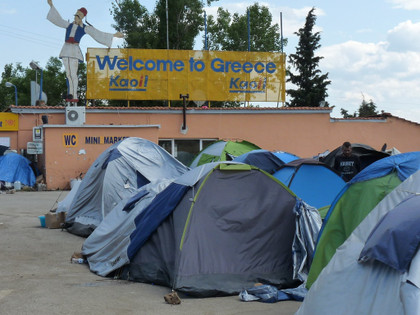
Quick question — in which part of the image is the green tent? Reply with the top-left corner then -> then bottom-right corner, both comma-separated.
189,140 -> 260,168
306,152 -> 420,288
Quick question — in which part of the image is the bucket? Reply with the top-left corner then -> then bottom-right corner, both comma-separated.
38,215 -> 46,228
14,181 -> 21,191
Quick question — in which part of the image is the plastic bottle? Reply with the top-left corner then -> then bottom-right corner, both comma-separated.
71,258 -> 85,264
14,181 -> 21,190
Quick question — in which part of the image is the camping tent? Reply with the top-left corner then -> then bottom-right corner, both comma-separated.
65,137 -> 189,237
233,149 -> 299,174
272,159 -> 346,209
321,143 -> 390,170
81,178 -> 174,276
56,179 -> 82,213
0,152 -> 35,187
297,170 -> 420,315
189,140 -> 260,168
306,151 -> 420,288
113,163 -> 321,297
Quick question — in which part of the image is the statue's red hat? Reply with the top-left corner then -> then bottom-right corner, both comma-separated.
78,7 -> 87,17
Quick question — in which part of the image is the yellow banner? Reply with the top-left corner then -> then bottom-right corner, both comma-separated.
0,113 -> 19,131
86,49 -> 285,102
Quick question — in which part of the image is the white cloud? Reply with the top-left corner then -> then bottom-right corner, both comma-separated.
388,0 -> 420,10
0,9 -> 16,15
387,20 -> 420,52
318,39 -> 420,123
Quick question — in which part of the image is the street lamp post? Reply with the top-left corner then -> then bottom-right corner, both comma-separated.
5,82 -> 18,106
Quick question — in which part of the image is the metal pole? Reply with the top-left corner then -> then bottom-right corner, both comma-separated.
204,10 -> 207,50
39,69 -> 44,100
280,12 -> 283,53
247,10 -> 250,52
13,85 -> 18,106
166,0 -> 169,49
180,94 -> 189,130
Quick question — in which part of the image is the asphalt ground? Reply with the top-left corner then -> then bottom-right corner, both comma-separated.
0,190 -> 302,315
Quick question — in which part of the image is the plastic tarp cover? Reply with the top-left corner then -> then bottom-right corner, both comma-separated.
358,195 -> 420,272
0,153 -> 35,186
233,149 -> 285,174
82,179 -> 172,276
292,200 -> 322,283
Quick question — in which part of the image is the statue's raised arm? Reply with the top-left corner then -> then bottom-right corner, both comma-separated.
46,2 -> 124,104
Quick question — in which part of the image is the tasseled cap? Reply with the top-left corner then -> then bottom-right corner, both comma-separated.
78,7 -> 87,17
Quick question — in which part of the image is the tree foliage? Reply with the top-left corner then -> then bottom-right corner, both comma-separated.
286,7 -> 330,107
0,58 -> 95,109
206,3 -> 284,52
204,3 -> 285,107
340,98 -> 379,118
111,0 -> 215,50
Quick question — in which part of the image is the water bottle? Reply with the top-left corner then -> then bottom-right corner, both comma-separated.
14,181 -> 21,190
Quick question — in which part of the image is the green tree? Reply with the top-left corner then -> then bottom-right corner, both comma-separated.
1,63 -> 31,109
358,98 -> 378,117
206,4 -> 284,52
0,58 -> 89,108
340,108 -> 356,118
286,7 -> 330,107
340,97 -> 379,118
111,0 -> 157,49
42,57 -> 67,106
111,0 -> 215,50
204,3 -> 285,108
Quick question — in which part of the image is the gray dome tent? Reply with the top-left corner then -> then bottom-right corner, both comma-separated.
116,163 -> 321,297
65,137 -> 189,237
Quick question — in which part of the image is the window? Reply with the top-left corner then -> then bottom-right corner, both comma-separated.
159,139 -> 217,166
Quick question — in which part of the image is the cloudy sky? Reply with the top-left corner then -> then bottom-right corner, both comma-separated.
1,0 -> 420,123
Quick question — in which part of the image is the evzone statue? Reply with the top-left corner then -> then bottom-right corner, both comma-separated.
47,0 -> 124,104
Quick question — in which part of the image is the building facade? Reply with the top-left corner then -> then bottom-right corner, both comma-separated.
2,105 -> 419,190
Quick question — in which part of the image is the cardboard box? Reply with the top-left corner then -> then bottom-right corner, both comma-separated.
45,212 -> 66,229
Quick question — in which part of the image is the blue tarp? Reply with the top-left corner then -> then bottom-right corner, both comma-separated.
233,149 -> 287,174
0,153 -> 35,186
127,183 -> 189,259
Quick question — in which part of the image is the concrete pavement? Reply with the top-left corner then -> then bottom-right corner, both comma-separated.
0,190 -> 301,315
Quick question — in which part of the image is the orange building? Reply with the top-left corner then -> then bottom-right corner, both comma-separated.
1,105 -> 419,190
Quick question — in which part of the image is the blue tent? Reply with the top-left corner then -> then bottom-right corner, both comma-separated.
273,158 -> 346,209
0,153 -> 35,187
273,151 -> 300,164
233,149 -> 299,174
